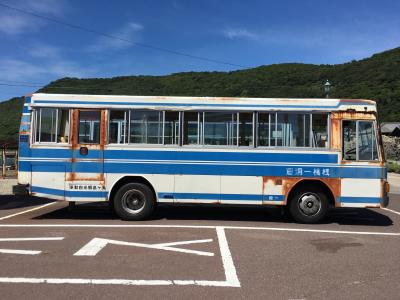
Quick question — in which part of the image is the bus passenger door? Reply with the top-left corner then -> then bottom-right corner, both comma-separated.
66,109 -> 106,202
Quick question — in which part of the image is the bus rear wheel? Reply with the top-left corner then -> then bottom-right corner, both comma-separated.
113,183 -> 155,221
288,186 -> 329,224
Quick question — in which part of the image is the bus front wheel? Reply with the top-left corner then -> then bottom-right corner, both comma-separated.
288,186 -> 329,224
114,183 -> 155,221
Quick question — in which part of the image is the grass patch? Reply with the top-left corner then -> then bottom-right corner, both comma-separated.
387,162 -> 400,174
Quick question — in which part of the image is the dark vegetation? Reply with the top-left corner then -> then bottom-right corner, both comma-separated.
1,47 -> 400,145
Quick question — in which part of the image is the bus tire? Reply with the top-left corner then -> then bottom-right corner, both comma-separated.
113,182 -> 155,221
288,186 -> 329,224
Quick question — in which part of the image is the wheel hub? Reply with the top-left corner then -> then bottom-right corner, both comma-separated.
121,189 -> 145,214
298,193 -> 321,216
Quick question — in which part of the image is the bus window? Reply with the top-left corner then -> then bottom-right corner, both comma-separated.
276,113 -> 310,147
109,110 -> 127,144
78,111 -> 101,144
38,108 -> 57,143
204,112 -> 237,146
312,114 -> 328,148
258,113 -> 272,147
34,108 -> 70,143
342,120 -> 357,160
183,112 -> 201,145
57,109 -> 70,143
129,110 -> 162,144
358,121 -> 378,161
239,112 -> 253,146
164,111 -> 180,145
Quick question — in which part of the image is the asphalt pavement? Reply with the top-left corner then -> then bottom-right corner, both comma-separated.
0,194 -> 399,300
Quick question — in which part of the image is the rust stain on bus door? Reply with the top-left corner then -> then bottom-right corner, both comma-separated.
66,109 -> 106,185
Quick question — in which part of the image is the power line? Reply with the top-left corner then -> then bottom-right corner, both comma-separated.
0,79 -> 47,85
0,2 -> 249,69
0,82 -> 138,90
0,83 -> 42,88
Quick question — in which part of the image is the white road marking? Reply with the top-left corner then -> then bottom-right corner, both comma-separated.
215,226 -> 240,287
0,277 -> 174,285
0,237 -> 64,242
382,207 -> 400,216
0,236 -> 64,255
0,202 -> 56,221
0,249 -> 41,255
0,224 -> 398,236
154,238 -> 212,247
74,237 -> 214,257
0,227 -> 240,287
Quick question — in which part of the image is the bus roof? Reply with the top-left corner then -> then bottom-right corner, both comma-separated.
29,93 -> 377,112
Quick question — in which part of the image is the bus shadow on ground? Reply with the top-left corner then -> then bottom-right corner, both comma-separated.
0,195 -> 53,210
32,201 -> 394,227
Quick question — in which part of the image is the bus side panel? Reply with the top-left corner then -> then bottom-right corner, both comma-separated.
31,164 -> 66,200
17,96 -> 32,187
106,173 -> 175,203
339,178 -> 382,207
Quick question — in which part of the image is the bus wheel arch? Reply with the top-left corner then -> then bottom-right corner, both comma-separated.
109,176 -> 157,209
286,179 -> 335,223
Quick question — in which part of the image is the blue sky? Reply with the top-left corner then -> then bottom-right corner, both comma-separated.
0,0 -> 400,101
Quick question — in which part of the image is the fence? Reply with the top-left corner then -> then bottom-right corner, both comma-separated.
0,149 -> 18,178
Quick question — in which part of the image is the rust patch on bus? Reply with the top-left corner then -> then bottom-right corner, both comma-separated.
263,177 -> 342,207
101,109 -> 108,148
67,108 -> 106,183
330,117 -> 341,150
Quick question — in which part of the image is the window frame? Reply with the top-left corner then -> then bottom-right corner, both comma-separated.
107,109 -> 181,147
341,119 -> 380,162
32,108 -> 71,145
256,112 -> 330,150
104,109 -> 330,150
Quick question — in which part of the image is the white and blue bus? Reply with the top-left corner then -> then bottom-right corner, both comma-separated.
14,93 -> 389,223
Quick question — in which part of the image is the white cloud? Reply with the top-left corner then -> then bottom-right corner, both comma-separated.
221,28 -> 259,40
0,0 -> 67,36
88,22 -> 144,52
27,43 -> 60,58
0,54 -> 96,82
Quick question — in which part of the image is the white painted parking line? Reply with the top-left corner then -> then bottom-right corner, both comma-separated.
0,249 -> 41,255
74,237 -> 214,257
0,226 -> 240,287
0,237 -> 64,242
0,224 -> 398,236
0,237 -> 64,255
215,227 -> 240,287
0,202 -> 56,221
382,207 -> 400,216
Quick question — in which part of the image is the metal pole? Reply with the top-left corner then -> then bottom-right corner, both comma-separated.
14,150 -> 18,172
2,148 -> 6,178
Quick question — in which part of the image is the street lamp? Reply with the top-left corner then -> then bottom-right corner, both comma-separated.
324,80 -> 331,98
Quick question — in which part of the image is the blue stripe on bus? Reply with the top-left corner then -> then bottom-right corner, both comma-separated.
31,186 -> 107,198
21,115 -> 31,123
33,100 -> 375,109
19,160 -> 384,179
25,148 -> 338,164
338,196 -> 380,203
23,106 -> 29,113
25,97 -> 31,104
158,192 -> 284,201
104,150 -> 338,164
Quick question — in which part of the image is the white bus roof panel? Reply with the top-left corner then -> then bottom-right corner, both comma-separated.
29,93 -> 377,112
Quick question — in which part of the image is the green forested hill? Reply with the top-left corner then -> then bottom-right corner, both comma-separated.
1,47 -> 400,144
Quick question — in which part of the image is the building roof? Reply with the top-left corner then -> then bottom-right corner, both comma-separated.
381,122 -> 400,134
